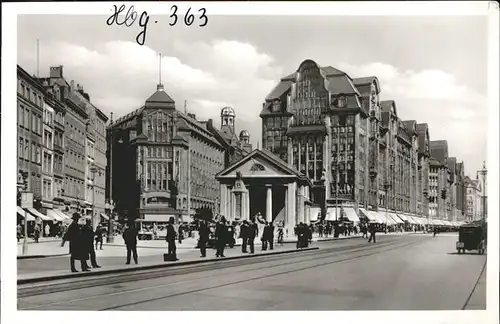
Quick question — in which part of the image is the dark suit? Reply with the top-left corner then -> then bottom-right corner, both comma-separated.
215,222 -> 227,257
82,224 -> 99,267
63,222 -> 89,271
166,224 -> 177,257
198,223 -> 209,257
248,223 -> 258,254
240,223 -> 249,253
123,227 -> 138,264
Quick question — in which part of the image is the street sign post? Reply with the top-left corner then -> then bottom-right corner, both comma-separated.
21,191 -> 34,255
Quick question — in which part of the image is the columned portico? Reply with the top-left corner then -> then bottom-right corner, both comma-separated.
266,185 -> 273,222
215,149 -> 312,233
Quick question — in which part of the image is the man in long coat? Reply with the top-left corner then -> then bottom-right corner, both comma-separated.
61,213 -> 90,272
82,218 -> 101,268
215,216 -> 228,257
165,217 -> 178,260
123,221 -> 139,264
198,220 -> 209,258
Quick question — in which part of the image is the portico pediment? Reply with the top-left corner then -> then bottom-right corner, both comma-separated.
216,149 -> 301,179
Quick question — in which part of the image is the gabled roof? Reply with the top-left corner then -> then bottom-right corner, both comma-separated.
352,76 -> 381,93
415,123 -> 429,155
326,75 -> 360,96
146,85 -> 175,104
215,149 -> 313,187
402,120 -> 417,135
380,100 -> 397,116
265,80 -> 293,101
430,140 -> 448,165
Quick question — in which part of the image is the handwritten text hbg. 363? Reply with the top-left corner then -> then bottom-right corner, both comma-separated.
106,5 -> 208,46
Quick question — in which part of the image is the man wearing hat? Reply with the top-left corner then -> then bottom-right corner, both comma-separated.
165,216 -> 178,261
61,213 -> 90,272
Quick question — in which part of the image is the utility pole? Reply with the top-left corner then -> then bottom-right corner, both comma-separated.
107,113 -> 114,243
186,141 -> 191,224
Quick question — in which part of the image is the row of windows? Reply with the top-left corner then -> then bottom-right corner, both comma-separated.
147,146 -> 173,159
18,137 -> 42,164
64,176 -> 85,199
292,115 -> 323,126
43,129 -> 53,150
65,118 -> 86,146
18,82 -> 44,108
44,109 -> 54,127
54,130 -> 64,148
19,104 -> 43,135
65,148 -> 86,170
42,152 -> 53,174
145,113 -> 174,143
332,115 -> 355,126
146,161 -> 173,191
55,110 -> 65,126
42,178 -> 53,201
54,154 -> 64,174
265,116 -> 288,129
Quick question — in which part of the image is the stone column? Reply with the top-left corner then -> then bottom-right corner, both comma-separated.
286,182 -> 297,235
244,190 -> 250,221
266,186 -> 273,223
284,184 -> 289,235
220,184 -> 228,217
231,192 -> 237,222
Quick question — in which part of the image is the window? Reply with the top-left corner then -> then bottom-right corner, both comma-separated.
19,137 -> 23,158
267,118 -> 273,128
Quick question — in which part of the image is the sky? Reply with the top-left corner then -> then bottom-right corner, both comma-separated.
17,14 -> 488,178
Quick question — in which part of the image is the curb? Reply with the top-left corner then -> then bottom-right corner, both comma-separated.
102,235 -> 363,249
18,246 -> 320,285
17,253 -> 69,260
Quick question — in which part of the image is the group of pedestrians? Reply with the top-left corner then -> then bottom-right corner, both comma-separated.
61,213 -> 104,272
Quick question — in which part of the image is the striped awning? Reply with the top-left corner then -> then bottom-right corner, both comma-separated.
46,209 -> 66,221
359,208 -> 376,221
26,208 -> 52,221
310,207 -> 321,221
388,213 -> 404,224
54,209 -> 72,221
326,207 -> 341,221
343,208 -> 360,222
405,216 -> 419,225
17,207 -> 35,221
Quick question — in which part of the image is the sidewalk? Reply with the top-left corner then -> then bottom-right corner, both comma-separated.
18,242 -> 319,283
17,231 -> 423,258
463,264 -> 487,310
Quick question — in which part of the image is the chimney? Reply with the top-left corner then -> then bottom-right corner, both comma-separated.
187,113 -> 196,120
70,80 -> 75,90
49,66 -> 64,78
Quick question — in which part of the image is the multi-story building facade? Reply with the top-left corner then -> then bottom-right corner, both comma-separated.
464,176 -> 481,222
107,83 -> 244,223
260,59 -> 432,224
447,157 -> 457,221
415,123 -> 431,218
17,65 -> 45,209
41,97 -> 55,212
40,66 -> 88,214
49,91 -> 66,209
453,161 -> 467,221
430,140 -> 449,220
67,83 -> 108,228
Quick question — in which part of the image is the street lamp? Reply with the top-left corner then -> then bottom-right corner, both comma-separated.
477,161 -> 487,223
90,164 -> 103,230
383,181 -> 391,233
423,190 -> 429,232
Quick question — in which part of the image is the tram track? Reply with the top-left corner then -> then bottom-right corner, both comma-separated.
18,236 -> 406,298
19,236 -> 427,310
